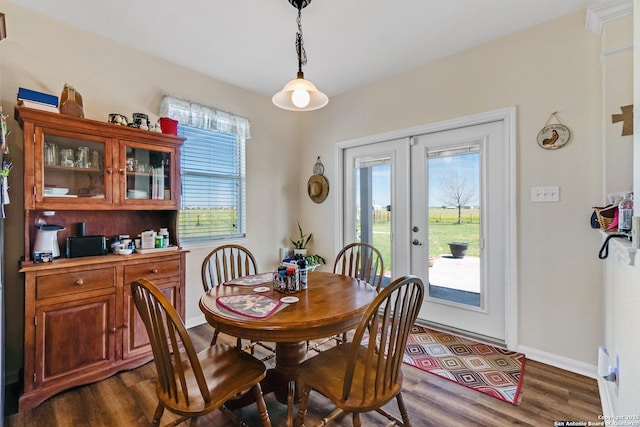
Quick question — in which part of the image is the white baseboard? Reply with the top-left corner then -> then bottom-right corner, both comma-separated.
517,344 -> 614,418
185,313 -> 207,329
597,377 -> 614,419
516,344 -> 597,378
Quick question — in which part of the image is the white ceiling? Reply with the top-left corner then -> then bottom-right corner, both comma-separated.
12,0 -> 606,98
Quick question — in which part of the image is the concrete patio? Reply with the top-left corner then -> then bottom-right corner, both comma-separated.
428,255 -> 480,293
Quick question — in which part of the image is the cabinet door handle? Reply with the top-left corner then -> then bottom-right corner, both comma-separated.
119,169 -> 125,175
106,168 -> 113,174
110,328 -> 117,333
122,323 -> 128,329
75,279 -> 84,286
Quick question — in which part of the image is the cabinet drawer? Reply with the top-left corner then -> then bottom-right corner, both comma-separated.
36,267 -> 116,300
124,258 -> 180,283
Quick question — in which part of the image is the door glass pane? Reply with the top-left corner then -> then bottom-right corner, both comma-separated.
427,146 -> 481,307
124,147 -> 171,201
43,134 -> 105,198
354,157 -> 392,287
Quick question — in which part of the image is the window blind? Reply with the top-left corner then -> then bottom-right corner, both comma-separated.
427,144 -> 480,158
178,124 -> 246,242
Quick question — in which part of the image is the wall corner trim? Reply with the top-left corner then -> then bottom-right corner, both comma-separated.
586,0 -> 633,35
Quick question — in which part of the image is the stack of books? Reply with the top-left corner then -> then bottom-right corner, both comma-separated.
17,87 -> 59,113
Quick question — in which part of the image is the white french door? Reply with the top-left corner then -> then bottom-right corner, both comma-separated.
339,108 -> 515,345
410,121 -> 508,342
343,138 -> 410,284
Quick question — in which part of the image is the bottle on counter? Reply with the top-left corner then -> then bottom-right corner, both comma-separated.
298,257 -> 308,290
618,193 -> 634,234
159,228 -> 169,248
141,230 -> 156,249
110,238 -> 121,253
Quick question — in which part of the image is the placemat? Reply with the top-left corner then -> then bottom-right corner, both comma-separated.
223,272 -> 274,287
216,294 -> 282,319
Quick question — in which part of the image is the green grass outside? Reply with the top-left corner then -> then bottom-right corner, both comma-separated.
178,208 -> 239,238
369,208 -> 480,271
178,207 -> 480,265
428,222 -> 480,257
426,208 -> 480,258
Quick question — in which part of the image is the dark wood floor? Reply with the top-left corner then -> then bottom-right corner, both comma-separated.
5,323 -> 603,426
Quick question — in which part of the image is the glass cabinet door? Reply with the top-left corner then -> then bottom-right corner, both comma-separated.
38,129 -> 111,202
120,141 -> 175,205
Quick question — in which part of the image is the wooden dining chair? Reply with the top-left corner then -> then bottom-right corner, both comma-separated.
201,244 -> 274,357
333,242 -> 385,292
313,242 -> 385,350
295,275 -> 424,427
201,244 -> 259,293
131,278 -> 272,427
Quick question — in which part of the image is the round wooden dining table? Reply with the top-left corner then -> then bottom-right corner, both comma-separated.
199,271 -> 377,413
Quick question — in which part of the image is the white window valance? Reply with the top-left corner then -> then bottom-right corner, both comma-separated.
160,95 -> 251,140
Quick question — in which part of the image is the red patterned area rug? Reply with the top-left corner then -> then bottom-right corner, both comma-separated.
403,325 -> 526,405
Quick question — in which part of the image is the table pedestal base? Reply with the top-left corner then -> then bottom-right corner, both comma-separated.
225,341 -> 307,426
271,341 -> 307,403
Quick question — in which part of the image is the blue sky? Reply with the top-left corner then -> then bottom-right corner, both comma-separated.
428,153 -> 480,207
368,153 -> 480,207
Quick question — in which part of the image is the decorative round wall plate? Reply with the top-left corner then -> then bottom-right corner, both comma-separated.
313,157 -> 325,175
537,123 -> 570,150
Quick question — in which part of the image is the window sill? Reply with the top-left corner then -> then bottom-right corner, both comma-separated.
181,237 -> 249,251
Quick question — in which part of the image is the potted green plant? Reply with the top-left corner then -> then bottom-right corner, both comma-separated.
290,222 -> 326,269
304,254 -> 326,270
291,221 -> 313,256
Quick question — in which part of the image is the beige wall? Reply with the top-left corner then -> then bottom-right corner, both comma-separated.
0,0 -> 632,406
301,10 -> 606,372
0,0 -> 302,381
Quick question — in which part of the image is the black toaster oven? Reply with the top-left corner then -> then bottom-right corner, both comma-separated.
66,235 -> 108,258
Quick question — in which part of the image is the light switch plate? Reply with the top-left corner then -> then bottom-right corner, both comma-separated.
531,186 -> 560,202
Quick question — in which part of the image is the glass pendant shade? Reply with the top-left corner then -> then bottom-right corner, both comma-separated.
272,73 -> 328,111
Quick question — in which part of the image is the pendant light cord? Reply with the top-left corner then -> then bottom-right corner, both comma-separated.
272,0 -> 328,111
296,8 -> 307,75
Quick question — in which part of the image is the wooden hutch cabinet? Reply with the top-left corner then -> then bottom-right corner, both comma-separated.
15,106 -> 188,411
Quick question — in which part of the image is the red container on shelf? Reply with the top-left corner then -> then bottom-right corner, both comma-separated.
159,117 -> 178,135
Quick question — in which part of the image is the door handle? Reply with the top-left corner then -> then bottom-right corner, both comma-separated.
412,239 -> 422,246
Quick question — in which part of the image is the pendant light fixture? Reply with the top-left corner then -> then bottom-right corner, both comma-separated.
272,0 -> 328,111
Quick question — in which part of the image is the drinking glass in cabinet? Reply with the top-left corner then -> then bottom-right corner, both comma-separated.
60,149 -> 74,167
42,134 -> 106,198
